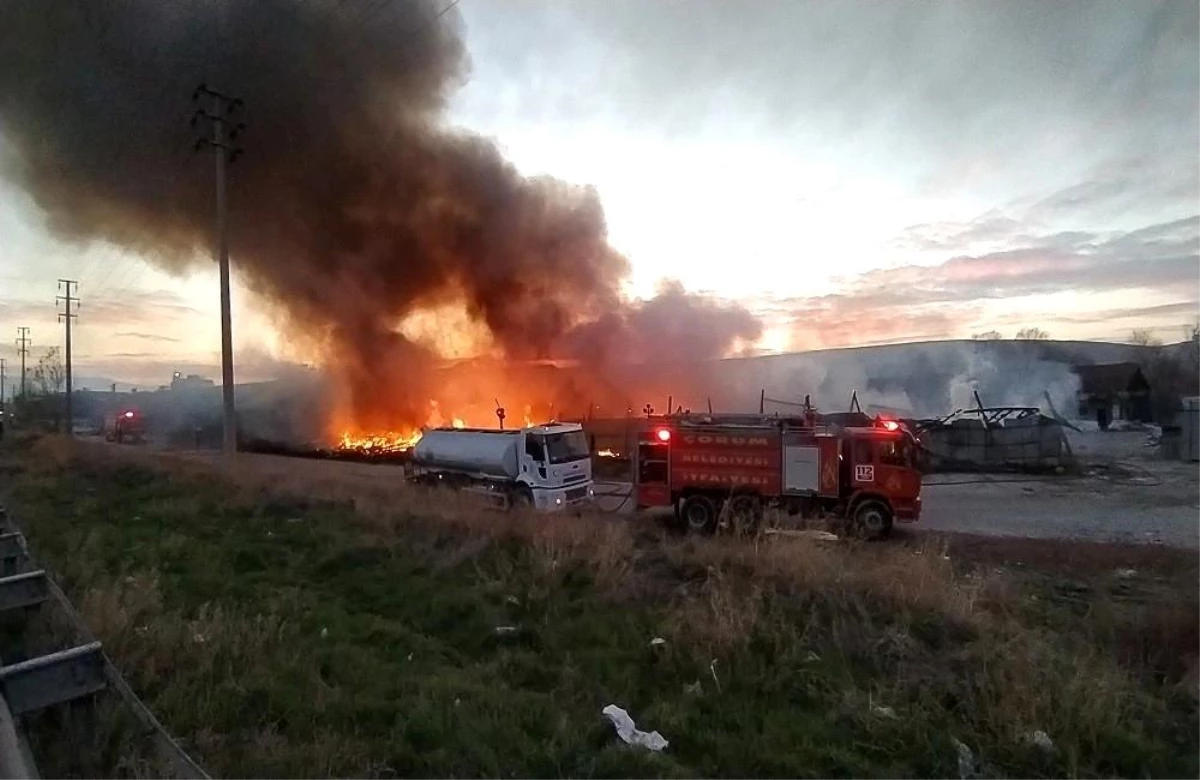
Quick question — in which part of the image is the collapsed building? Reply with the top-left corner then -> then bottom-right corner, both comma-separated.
905,406 -> 1075,473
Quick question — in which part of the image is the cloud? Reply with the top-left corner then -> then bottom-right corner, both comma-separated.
460,1 -> 1198,184
452,0 -> 1196,349
1016,155 -> 1200,225
894,214 -> 1029,253
760,215 -> 1200,348
988,300 -> 1199,329
82,290 -> 201,327
0,288 -> 199,330
113,331 -> 181,343
770,299 -> 976,352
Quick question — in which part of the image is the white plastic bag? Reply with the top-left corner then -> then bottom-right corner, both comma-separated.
601,704 -> 669,751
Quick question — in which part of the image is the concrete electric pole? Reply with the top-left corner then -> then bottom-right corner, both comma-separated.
191,84 -> 245,457
57,279 -> 79,434
14,328 -> 30,400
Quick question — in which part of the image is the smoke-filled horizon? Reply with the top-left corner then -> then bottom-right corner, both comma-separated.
0,0 -> 761,429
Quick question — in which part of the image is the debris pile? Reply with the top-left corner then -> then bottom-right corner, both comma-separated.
908,407 -> 1076,473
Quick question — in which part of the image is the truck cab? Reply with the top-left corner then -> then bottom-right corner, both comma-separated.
840,425 -> 923,531
519,424 -> 595,510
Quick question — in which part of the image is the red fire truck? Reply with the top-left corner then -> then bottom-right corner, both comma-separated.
633,414 -> 922,539
103,408 -> 145,444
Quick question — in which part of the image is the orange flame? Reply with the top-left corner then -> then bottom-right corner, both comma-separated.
338,429 -> 423,452
330,359 -> 572,454
335,399 -> 532,454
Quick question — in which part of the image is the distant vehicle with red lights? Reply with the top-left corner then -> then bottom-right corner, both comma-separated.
103,409 -> 145,444
633,413 -> 922,539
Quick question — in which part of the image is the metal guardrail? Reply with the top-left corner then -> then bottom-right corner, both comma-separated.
0,570 -> 49,613
0,505 -> 208,778
0,509 -> 40,780
0,642 -> 107,717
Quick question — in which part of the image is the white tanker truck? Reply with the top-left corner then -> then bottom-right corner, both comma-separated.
406,422 -> 595,512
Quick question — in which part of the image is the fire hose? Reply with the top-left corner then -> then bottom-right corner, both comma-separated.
591,486 -> 634,514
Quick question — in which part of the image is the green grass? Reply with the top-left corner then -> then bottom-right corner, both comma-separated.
1,437 -> 1197,778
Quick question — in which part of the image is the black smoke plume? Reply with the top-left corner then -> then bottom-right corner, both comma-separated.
0,0 -> 761,429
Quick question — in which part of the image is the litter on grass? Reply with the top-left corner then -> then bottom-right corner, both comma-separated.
601,704 -> 669,752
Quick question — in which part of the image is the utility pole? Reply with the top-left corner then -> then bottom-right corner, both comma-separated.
191,84 -> 245,457
14,328 -> 30,400
57,279 -> 79,434
0,358 -> 6,408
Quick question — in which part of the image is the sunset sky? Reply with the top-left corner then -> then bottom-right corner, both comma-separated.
1,0 -> 1197,389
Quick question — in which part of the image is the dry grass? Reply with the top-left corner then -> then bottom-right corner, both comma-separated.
1,436 -> 1196,778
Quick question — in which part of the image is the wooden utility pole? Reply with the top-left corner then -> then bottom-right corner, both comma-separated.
191,84 -> 245,457
57,279 -> 79,434
14,328 -> 30,400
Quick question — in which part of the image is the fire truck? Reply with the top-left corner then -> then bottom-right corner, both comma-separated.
632,413 -> 922,539
103,409 -> 145,444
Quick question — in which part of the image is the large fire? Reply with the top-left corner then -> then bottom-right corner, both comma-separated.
335,396 -> 538,454
325,344 -> 680,456
337,415 -> 464,454
337,428 -> 430,453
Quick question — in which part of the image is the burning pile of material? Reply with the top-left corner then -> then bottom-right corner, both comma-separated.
337,430 -> 425,455
0,1 -> 762,447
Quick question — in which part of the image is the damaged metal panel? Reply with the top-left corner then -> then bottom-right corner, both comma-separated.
908,407 -> 1075,473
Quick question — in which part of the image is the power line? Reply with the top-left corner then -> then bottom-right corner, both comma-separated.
191,84 -> 245,458
14,328 -> 30,400
57,280 -> 79,434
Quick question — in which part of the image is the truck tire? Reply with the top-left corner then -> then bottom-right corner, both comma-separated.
852,499 -> 893,540
510,486 -> 534,511
680,495 -> 718,534
728,494 -> 763,536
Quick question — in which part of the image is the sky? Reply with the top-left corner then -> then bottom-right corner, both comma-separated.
0,0 -> 1197,389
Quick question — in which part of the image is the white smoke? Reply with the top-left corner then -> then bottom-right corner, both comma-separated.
943,344 -> 1082,417
694,340 -> 1082,420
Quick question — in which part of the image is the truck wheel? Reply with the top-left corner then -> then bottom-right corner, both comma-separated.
680,495 -> 718,534
728,494 -> 763,536
510,486 -> 534,511
852,500 -> 893,540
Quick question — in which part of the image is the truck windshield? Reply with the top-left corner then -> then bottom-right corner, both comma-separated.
878,436 -> 914,468
544,430 -> 591,464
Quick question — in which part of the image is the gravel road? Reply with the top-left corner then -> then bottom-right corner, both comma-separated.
907,428 -> 1197,548
595,429 -> 1198,549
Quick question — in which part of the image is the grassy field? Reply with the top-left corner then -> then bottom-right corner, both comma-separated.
0,435 -> 1196,778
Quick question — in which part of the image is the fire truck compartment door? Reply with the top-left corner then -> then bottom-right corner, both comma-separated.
782,445 -> 820,493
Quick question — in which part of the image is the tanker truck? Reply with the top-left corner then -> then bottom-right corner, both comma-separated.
406,422 -> 595,512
